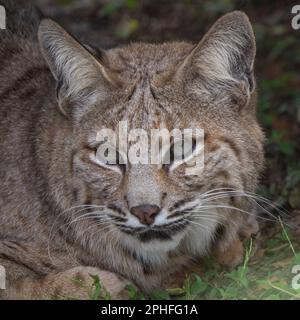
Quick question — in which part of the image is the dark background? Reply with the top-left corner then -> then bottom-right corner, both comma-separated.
33,0 -> 300,215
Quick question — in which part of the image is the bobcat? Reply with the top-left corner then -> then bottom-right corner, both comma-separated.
0,1 -> 264,299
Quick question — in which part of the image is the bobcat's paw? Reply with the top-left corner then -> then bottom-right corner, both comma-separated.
41,266 -> 131,300
214,238 -> 244,268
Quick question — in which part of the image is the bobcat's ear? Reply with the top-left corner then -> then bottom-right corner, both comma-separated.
179,11 -> 256,107
38,19 -> 118,116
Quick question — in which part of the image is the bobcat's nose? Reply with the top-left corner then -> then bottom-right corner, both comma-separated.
130,205 -> 160,225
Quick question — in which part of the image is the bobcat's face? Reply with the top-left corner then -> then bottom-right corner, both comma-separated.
71,86 -> 245,253
72,93 -> 207,251
39,12 -> 264,256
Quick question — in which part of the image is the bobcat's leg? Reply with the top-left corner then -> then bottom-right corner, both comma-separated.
1,261 -> 130,300
213,214 -> 259,267
213,238 -> 244,267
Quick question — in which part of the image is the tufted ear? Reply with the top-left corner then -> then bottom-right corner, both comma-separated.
178,11 -> 256,108
38,19 -> 119,115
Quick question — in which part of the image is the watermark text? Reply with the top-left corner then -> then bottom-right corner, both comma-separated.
292,5 -> 300,30
0,265 -> 5,290
0,5 -> 6,30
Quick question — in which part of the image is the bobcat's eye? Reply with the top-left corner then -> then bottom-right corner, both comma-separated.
162,137 -> 197,170
90,145 -> 126,173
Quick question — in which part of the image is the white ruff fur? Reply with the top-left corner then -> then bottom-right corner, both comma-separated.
121,211 -> 218,266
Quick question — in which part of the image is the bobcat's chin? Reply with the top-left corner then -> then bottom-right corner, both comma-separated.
121,226 -> 187,255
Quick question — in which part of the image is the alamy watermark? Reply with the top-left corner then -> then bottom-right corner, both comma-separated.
292,265 -> 300,290
292,5 -> 300,30
94,122 -> 205,176
0,5 -> 6,30
0,265 -> 5,290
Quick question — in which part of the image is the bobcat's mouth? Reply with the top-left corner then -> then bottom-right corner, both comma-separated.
117,220 -> 189,242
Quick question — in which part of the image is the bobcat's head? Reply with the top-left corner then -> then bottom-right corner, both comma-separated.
38,11 -> 264,259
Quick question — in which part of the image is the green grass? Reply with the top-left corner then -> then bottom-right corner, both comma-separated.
172,225 -> 300,300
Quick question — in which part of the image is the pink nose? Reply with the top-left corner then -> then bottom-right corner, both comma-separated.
130,205 -> 160,225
